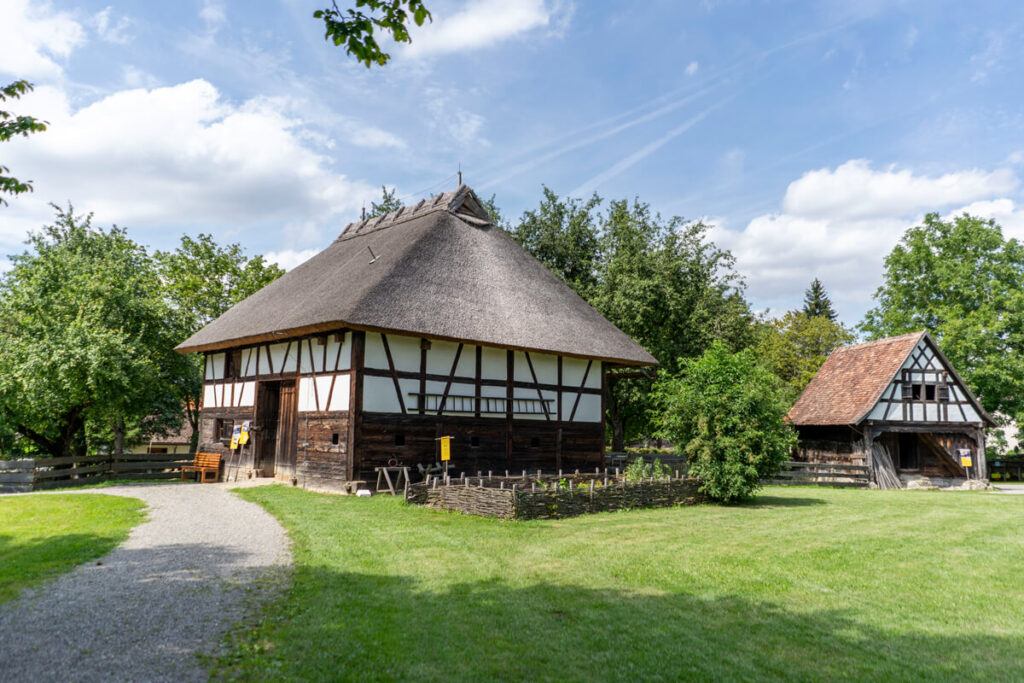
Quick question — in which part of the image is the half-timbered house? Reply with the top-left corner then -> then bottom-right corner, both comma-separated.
175,185 -> 656,490
788,331 -> 994,486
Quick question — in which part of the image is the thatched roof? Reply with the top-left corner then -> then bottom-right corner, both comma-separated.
177,186 -> 656,366
787,331 -> 993,426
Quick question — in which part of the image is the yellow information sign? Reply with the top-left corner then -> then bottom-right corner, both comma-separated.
440,436 -> 451,461
229,424 -> 242,450
238,420 -> 251,446
960,455 -> 973,468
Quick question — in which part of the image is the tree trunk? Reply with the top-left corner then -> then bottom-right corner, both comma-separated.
604,377 -> 627,452
114,416 -> 125,459
187,404 -> 200,455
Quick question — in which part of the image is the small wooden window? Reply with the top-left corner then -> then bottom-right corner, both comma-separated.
911,384 -> 922,400
925,384 -> 936,401
470,436 -> 480,448
225,350 -> 242,378
530,437 -> 540,448
331,433 -> 340,445
217,419 -> 234,441
938,384 -> 950,402
394,433 -> 406,447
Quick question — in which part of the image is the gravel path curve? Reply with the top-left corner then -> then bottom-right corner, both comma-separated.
0,482 -> 291,682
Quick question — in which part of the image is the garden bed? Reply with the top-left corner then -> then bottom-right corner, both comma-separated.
404,471 -> 705,519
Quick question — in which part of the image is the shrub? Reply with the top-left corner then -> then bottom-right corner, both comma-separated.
652,342 -> 797,502
623,457 -> 672,482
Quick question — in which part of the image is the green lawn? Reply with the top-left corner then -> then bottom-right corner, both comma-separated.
225,486 -> 1024,681
0,494 -> 146,604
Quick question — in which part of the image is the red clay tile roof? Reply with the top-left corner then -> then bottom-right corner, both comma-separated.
787,332 -> 924,426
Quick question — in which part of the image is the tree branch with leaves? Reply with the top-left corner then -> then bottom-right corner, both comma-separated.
1,80 -> 48,207
315,0 -> 431,67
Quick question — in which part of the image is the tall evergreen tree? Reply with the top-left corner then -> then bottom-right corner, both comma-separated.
801,278 -> 837,322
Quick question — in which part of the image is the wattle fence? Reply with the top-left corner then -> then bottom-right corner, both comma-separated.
405,471 -> 705,520
764,461 -> 871,488
0,453 -> 191,493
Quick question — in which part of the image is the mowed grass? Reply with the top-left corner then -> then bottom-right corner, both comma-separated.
0,494 -> 146,604
226,486 -> 1024,681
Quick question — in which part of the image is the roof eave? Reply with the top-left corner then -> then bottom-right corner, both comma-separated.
176,320 -> 658,367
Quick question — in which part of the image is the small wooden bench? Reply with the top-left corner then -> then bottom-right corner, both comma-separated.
181,452 -> 221,483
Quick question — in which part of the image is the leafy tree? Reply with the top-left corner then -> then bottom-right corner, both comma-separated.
156,235 -> 285,452
1,80 -> 48,206
510,187 -> 602,297
368,185 -> 403,217
315,1 -> 431,67
801,277 -> 837,322
508,188 -> 754,449
755,311 -> 855,400
860,212 -> 1024,423
0,206 -> 182,459
478,193 -> 509,230
653,342 -> 796,502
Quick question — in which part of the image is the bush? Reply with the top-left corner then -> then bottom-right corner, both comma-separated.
623,457 -> 672,482
652,342 -> 796,502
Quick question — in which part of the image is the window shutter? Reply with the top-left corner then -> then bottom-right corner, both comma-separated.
901,383 -> 912,400
938,384 -> 950,402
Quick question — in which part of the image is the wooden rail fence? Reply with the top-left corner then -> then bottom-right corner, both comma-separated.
0,453 -> 192,493
765,461 -> 870,488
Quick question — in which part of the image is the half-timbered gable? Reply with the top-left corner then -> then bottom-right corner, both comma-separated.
788,331 -> 993,487
176,185 -> 656,490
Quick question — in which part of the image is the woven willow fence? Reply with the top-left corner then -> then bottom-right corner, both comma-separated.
404,471 -> 705,520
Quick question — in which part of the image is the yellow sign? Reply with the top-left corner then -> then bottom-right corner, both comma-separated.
238,420 -> 251,446
960,455 -> 973,468
230,424 -> 242,450
440,436 -> 451,461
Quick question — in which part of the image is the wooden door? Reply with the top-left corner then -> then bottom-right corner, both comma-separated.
276,382 -> 298,476
255,382 -> 281,476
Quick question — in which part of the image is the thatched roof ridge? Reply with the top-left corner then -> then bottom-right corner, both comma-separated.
176,186 -> 657,366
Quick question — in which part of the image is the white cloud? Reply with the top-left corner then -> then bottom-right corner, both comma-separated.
404,0 -> 569,58
92,7 -> 133,44
782,159 -> 1017,220
199,1 -> 226,32
712,160 -> 1024,320
0,0 -> 85,80
1,80 -> 377,249
685,61 -> 699,76
265,248 -> 320,271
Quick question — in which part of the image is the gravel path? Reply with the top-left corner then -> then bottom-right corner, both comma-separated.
0,482 -> 291,682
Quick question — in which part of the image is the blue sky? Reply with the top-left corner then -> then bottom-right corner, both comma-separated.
2,0 -> 1024,326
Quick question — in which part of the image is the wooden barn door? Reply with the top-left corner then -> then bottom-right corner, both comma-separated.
276,382 -> 298,476
255,382 -> 281,476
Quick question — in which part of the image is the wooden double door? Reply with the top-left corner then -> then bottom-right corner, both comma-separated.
255,380 -> 297,477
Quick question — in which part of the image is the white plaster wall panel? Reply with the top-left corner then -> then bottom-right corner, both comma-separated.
328,377 -> 350,411
386,334 -> 420,372
456,344 -> 476,378
299,338 -> 327,374
513,351 -> 533,383
323,337 -> 342,372
426,340 -> 460,376
209,353 -> 225,380
363,376 -> 402,413
238,381 -> 255,407
267,342 -> 294,374
256,346 -> 269,375
336,335 -> 353,371
561,357 -> 592,387
398,378 -> 419,412
240,348 -> 256,377
436,381 -> 482,415
204,356 -> 212,380
298,377 -> 316,412
315,376 -> 334,408
573,394 -> 602,422
219,383 -> 228,408
364,333 -> 387,370
480,346 -> 507,380
203,384 -> 217,408
533,353 -> 559,385
586,361 -> 602,389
